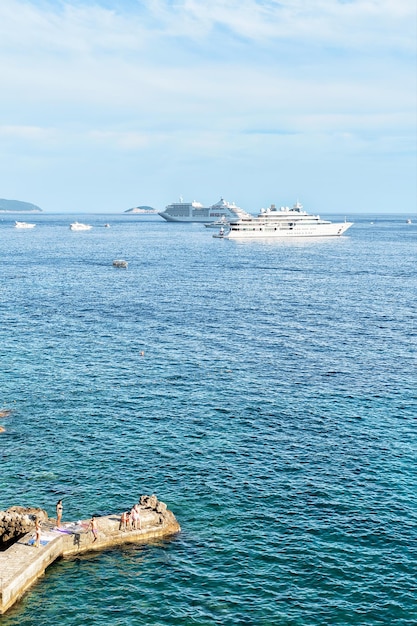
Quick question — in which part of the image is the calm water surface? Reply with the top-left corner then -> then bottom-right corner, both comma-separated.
0,213 -> 416,625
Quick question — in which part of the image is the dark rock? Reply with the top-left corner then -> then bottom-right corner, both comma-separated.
156,501 -> 167,514
140,494 -> 160,510
0,507 -> 49,550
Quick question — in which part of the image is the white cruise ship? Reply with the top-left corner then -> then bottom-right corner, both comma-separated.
215,202 -> 353,239
158,198 -> 251,223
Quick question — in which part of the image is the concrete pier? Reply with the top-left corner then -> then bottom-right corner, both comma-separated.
0,503 -> 180,614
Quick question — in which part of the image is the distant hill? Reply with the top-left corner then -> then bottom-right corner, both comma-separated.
124,205 -> 157,214
0,198 -> 42,213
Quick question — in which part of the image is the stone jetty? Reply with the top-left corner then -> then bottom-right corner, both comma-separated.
0,495 -> 180,614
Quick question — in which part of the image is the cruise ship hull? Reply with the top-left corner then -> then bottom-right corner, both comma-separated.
159,212 -> 211,223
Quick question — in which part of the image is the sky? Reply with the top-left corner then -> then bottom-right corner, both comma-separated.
0,0 -> 415,214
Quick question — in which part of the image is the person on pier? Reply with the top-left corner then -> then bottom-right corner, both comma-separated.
34,518 -> 42,548
130,505 -> 141,530
119,511 -> 129,532
89,516 -> 98,542
56,500 -> 63,527
130,504 -> 141,530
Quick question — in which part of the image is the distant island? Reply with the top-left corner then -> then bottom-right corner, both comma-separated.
0,199 -> 42,213
124,205 -> 158,214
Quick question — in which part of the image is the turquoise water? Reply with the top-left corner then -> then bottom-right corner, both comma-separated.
0,214 -> 416,625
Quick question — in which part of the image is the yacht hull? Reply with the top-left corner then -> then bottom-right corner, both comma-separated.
220,222 -> 353,239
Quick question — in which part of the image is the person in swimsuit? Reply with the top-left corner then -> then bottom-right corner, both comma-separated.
56,500 -> 63,527
119,511 -> 128,532
134,504 -> 142,530
89,516 -> 98,542
130,506 -> 137,530
34,518 -> 42,548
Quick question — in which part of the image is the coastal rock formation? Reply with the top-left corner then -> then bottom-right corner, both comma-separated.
0,507 -> 48,548
140,494 -> 170,523
140,494 -> 159,509
0,199 -> 42,213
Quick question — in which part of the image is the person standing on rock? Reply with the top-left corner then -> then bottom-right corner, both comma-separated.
56,500 -> 63,527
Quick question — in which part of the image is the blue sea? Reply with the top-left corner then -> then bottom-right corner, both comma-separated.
0,213 -> 416,626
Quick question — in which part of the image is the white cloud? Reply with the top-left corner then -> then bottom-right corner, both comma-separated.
0,124 -> 56,141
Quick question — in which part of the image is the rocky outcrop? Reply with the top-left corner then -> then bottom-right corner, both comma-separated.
0,409 -> 11,432
0,507 -> 48,549
139,494 -> 172,525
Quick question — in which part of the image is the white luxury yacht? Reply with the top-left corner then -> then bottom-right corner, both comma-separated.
214,202 -> 353,239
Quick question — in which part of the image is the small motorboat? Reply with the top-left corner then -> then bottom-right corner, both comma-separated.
213,226 -> 226,238
204,216 -> 229,228
15,221 -> 36,228
112,259 -> 128,268
70,222 -> 92,231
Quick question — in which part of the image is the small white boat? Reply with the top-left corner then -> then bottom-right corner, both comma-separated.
112,259 -> 128,268
70,221 -> 92,231
406,219 -> 412,224
204,216 -> 229,229
213,226 -> 226,238
15,221 -> 36,229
